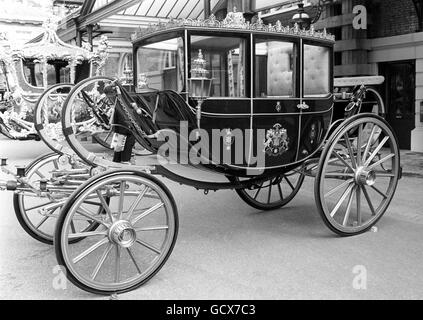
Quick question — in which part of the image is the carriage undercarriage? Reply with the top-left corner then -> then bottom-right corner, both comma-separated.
0,106 -> 401,294
0,14 -> 402,295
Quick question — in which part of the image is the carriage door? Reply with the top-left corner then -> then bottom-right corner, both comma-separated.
380,61 -> 416,150
190,33 -> 251,168
298,42 -> 334,161
251,36 -> 300,170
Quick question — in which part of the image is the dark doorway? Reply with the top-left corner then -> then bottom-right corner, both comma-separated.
380,61 -> 416,150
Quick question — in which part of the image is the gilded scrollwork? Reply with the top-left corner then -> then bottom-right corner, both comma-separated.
134,9 -> 335,42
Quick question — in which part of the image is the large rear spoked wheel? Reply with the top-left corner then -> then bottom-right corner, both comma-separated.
34,83 -> 74,154
55,170 -> 178,295
231,170 -> 305,211
315,114 -> 400,236
61,76 -> 115,165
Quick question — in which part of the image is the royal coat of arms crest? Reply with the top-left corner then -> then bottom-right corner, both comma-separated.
264,124 -> 289,156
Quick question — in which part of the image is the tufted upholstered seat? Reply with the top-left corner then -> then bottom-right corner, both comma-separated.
267,41 -> 294,96
304,44 -> 330,96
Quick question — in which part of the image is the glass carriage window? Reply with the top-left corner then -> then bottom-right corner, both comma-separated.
23,59 -> 70,87
23,60 -> 41,87
136,37 -> 184,92
0,61 -> 6,86
303,44 -> 330,97
190,35 -> 247,98
254,40 -> 296,97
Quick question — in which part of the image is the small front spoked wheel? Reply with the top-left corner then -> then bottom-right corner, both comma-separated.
13,153 -> 95,244
55,170 -> 178,295
315,114 -> 400,236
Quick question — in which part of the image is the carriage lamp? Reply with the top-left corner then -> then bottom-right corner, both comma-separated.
188,50 -> 212,137
1,158 -> 7,166
292,2 -> 311,30
123,65 -> 133,85
137,73 -> 149,91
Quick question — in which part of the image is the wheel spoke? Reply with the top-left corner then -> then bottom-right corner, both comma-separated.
253,183 -> 263,200
370,185 -> 388,199
284,175 -> 295,190
135,226 -> 169,232
356,124 -> 363,166
83,201 -> 102,207
70,221 -> 76,234
364,136 -> 389,167
125,186 -> 149,220
363,124 -> 378,163
277,183 -> 283,200
96,190 -> 114,222
115,246 -> 121,283
76,206 -> 109,227
136,239 -> 161,255
267,183 -> 272,204
356,186 -> 362,225
325,172 -> 355,179
342,186 -> 356,226
72,238 -> 109,264
375,172 -> 395,177
330,184 -> 354,217
333,151 -> 354,172
367,153 -> 395,171
53,160 -> 59,170
324,179 -> 354,198
104,130 -> 112,142
68,230 -> 108,239
35,170 -> 46,179
361,185 -> 376,216
127,248 -> 142,274
117,182 -> 125,220
26,201 -> 54,211
343,133 -> 357,168
131,202 -> 164,225
35,216 -> 49,229
91,244 -> 113,280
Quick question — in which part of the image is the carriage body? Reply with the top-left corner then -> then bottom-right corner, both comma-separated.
130,20 -> 336,176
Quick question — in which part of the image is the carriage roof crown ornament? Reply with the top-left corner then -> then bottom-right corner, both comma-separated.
133,5 -> 334,42
13,15 -> 93,63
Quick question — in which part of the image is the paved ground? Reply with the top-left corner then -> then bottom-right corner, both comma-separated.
0,136 -> 422,300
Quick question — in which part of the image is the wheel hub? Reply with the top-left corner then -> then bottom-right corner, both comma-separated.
109,220 -> 136,248
355,167 -> 376,186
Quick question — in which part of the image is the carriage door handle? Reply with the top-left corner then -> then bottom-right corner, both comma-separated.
297,103 -> 309,110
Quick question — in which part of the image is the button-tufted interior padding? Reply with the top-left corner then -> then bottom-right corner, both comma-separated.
267,41 -> 294,96
304,44 -> 330,96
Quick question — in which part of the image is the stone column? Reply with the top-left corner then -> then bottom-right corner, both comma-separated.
411,55 -> 423,152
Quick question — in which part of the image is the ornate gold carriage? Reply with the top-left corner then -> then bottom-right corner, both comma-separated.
0,17 -> 108,140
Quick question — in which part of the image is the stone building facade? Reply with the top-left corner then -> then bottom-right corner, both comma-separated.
264,0 -> 423,151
